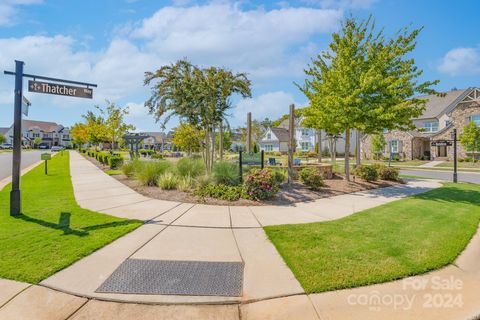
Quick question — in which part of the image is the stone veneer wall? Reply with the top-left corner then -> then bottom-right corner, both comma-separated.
361,131 -> 414,160
431,101 -> 480,160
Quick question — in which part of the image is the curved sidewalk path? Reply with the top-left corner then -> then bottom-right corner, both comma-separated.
1,152 -> 479,319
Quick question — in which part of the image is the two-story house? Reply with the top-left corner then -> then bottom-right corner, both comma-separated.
361,87 -> 480,161
259,118 -> 356,155
4,120 -> 72,148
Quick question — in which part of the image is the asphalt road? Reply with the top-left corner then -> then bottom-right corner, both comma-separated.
401,169 -> 480,184
0,151 -> 44,181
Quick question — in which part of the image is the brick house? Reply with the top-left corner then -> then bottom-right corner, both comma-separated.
4,120 -> 72,148
361,87 -> 480,161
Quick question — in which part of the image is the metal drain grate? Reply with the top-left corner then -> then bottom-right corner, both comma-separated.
96,259 -> 243,297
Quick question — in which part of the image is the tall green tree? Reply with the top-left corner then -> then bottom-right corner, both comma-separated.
144,60 -> 251,172
460,122 -> 480,162
299,16 -> 438,180
0,134 -> 6,144
71,123 -> 89,148
172,123 -> 204,155
97,101 -> 135,150
33,137 -> 42,148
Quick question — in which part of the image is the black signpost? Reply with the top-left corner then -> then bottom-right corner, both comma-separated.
431,132 -> 458,183
4,60 -> 97,216
238,150 -> 264,183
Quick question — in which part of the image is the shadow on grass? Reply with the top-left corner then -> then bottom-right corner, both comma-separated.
15,212 -> 141,236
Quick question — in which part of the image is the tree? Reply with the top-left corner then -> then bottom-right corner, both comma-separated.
172,123 -> 203,155
96,101 -> 135,150
460,122 -> 480,162
0,134 -> 6,144
299,16 -> 438,180
71,123 -> 89,148
371,134 -> 386,160
216,127 -> 232,152
83,111 -> 108,146
33,137 -> 42,148
144,60 -> 251,172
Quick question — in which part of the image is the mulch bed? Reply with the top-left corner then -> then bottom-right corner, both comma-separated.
84,155 -> 401,206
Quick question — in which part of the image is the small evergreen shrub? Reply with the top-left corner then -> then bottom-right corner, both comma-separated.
108,155 -> 124,169
158,172 -> 179,190
136,161 -> 172,186
299,167 -> 325,191
354,165 -> 379,182
243,168 -> 279,200
151,153 -> 163,160
213,161 -> 238,185
194,184 -> 244,201
177,157 -> 205,178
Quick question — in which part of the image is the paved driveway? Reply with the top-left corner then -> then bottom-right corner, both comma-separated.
401,169 -> 480,184
0,151 -> 43,181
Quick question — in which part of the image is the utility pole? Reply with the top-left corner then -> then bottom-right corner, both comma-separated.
247,112 -> 252,153
10,60 -> 24,216
288,104 -> 295,184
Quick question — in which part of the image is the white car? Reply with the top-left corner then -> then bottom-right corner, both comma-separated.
51,146 -> 64,152
0,143 -> 13,149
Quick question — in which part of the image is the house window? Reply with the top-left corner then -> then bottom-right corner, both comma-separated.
33,133 -> 40,138
301,142 -> 310,151
63,135 -> 69,139
423,121 -> 439,133
265,144 -> 273,152
445,120 -> 451,127
267,133 -> 271,140
301,129 -> 309,136
390,140 -> 399,153
472,115 -> 480,126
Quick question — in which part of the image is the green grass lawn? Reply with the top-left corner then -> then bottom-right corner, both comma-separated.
0,152 -> 143,283
435,161 -> 480,169
265,183 -> 480,293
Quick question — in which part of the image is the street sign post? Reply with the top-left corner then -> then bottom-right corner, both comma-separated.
4,60 -> 97,216
431,140 -> 453,147
452,129 -> 458,183
238,150 -> 264,183
41,153 -> 51,175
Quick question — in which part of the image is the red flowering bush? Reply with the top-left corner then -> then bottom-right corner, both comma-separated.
243,168 -> 279,200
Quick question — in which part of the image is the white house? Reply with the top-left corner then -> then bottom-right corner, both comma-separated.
4,120 -> 72,148
259,118 -> 357,155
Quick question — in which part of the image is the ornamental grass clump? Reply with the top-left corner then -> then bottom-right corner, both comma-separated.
136,161 -> 172,186
243,168 -> 279,200
177,157 -> 205,178
158,172 -> 179,190
121,159 -> 142,178
213,161 -> 239,186
178,175 -> 194,192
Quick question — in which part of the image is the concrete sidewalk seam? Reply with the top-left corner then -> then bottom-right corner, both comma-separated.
0,284 -> 32,309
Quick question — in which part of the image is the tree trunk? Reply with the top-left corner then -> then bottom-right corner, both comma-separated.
211,125 -> 216,163
344,129 -> 351,181
317,130 -> 322,163
287,104 -> 295,184
219,123 -> 224,160
204,128 -> 210,173
356,129 -> 361,167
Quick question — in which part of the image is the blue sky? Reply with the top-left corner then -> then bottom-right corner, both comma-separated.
0,0 -> 479,132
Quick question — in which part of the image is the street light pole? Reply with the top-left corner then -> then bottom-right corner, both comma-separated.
10,60 -> 24,216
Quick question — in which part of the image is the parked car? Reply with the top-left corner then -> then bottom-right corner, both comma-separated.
0,143 -> 13,149
51,146 -> 64,152
38,144 -> 49,149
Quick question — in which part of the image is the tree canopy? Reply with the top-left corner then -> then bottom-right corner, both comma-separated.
299,15 -> 438,179
460,122 -> 480,161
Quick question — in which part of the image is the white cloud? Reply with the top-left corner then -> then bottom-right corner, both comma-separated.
233,91 -> 304,123
0,0 -> 42,26
301,0 -> 377,9
438,47 -> 480,76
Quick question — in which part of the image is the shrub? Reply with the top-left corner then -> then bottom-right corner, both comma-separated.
108,155 -> 124,169
194,184 -> 244,201
270,167 -> 287,185
243,168 -> 279,200
392,154 -> 400,161
135,161 -> 172,186
195,174 -> 213,188
151,153 -> 163,160
178,175 -> 194,192
299,167 -> 325,191
354,165 -> 379,182
213,161 -> 239,185
177,157 -> 205,178
139,149 -> 155,157
158,172 -> 179,190
377,165 -> 400,181
307,151 -> 317,158
121,159 -> 142,178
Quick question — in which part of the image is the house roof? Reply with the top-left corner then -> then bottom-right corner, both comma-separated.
21,120 -> 60,132
271,127 -> 290,142
144,132 -> 166,143
277,117 -> 302,130
414,89 -> 468,120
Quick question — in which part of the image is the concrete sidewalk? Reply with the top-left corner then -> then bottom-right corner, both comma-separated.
3,151 -> 479,319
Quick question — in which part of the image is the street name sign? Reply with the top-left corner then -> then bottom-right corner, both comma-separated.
431,140 -> 453,147
28,80 -> 93,99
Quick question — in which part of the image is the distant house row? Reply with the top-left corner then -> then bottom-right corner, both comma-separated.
0,120 -> 72,148
259,118 -> 357,155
